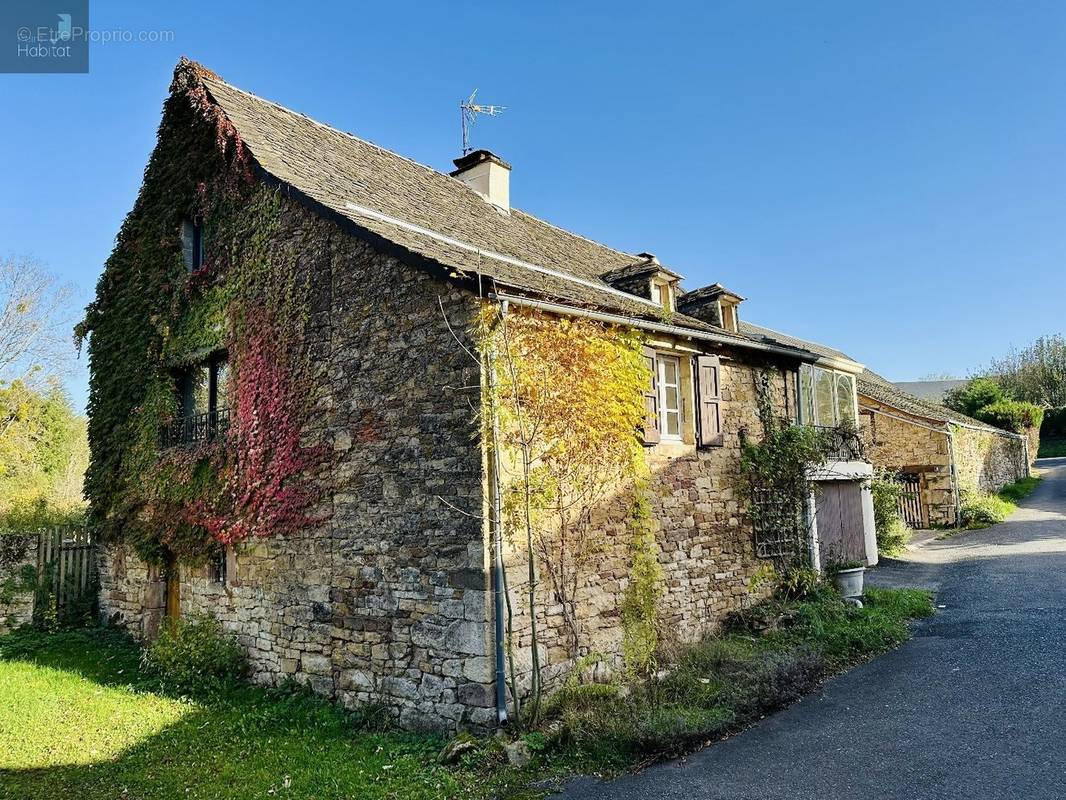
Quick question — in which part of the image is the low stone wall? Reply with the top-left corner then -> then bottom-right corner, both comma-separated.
952,424 -> 1029,496
0,534 -> 38,633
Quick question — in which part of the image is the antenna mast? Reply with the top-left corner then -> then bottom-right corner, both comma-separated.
460,90 -> 505,154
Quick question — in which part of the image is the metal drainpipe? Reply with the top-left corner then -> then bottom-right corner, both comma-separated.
487,301 -> 509,726
946,425 -> 962,528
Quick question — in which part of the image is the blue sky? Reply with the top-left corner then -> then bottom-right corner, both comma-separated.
2,1 -> 1064,411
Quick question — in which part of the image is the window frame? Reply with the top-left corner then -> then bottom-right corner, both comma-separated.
657,354 -> 683,441
799,363 -> 859,427
182,217 -> 205,272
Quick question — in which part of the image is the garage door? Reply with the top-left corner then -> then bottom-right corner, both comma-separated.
816,481 -> 866,565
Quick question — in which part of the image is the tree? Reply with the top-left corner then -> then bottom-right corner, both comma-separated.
0,380 -> 87,529
0,256 -> 76,387
986,335 -> 1066,408
943,378 -> 1005,417
942,376 -> 1043,435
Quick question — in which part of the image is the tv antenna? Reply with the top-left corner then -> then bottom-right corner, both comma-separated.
460,90 -> 505,154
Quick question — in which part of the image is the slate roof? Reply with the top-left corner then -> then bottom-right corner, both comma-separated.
893,380 -> 968,403
740,322 -> 1004,433
184,61 -> 770,347
740,322 -> 858,366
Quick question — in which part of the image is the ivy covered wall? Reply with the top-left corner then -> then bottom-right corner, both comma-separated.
79,63 -> 328,565
90,62 -> 492,731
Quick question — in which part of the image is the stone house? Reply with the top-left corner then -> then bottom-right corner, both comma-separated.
87,59 -> 876,733
741,326 -> 1030,528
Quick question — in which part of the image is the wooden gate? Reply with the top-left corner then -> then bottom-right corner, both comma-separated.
36,528 -> 96,620
816,481 -> 866,565
896,472 -> 924,529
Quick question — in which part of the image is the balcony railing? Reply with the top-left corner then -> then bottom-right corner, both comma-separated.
161,408 -> 231,448
813,424 -> 866,462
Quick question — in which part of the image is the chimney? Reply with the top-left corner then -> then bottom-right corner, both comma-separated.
451,149 -> 511,211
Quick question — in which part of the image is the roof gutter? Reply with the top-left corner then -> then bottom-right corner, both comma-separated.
489,292 -> 819,361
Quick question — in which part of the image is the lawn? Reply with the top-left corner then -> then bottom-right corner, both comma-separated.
0,588 -> 934,800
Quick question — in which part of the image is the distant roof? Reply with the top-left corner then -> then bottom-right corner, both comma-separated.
740,323 -> 1004,433
177,60 -> 779,348
893,380 -> 968,402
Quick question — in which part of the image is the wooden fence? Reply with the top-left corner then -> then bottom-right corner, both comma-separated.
36,527 -> 96,619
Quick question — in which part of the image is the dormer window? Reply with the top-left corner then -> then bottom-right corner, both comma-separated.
650,278 -> 675,312
181,217 -> 204,272
719,300 -> 739,333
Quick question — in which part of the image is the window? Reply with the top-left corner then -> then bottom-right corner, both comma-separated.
181,218 -> 204,272
719,302 -> 739,333
835,373 -> 856,424
640,349 -> 723,447
814,367 -> 835,426
658,355 -> 682,440
799,363 -> 859,428
164,352 -> 231,446
649,279 -> 674,312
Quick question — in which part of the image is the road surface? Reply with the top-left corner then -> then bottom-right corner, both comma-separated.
557,458 -> 1066,800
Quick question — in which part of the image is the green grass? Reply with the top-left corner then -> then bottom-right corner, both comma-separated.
0,628 -> 526,800
0,589 -> 934,799
1037,438 -> 1066,458
939,475 -> 1042,537
997,475 -> 1041,503
527,586 -> 934,767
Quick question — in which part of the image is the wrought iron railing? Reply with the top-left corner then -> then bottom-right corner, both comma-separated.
813,424 -> 866,461
161,408 -> 231,448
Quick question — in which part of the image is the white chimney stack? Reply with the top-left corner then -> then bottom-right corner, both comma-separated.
451,149 -> 511,211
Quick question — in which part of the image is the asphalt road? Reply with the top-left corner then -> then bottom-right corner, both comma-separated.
556,458 -> 1066,800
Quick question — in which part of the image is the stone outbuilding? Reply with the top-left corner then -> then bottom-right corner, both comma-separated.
741,325 -> 1030,528
87,59 -> 878,734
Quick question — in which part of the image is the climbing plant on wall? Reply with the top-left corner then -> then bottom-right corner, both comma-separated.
77,61 -> 327,564
739,368 -> 833,569
478,304 -> 659,718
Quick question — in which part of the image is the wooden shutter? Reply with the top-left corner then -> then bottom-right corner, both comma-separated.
641,346 -> 660,445
696,354 -> 724,447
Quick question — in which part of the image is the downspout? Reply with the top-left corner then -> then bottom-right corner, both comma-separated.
946,425 -> 962,529
486,301 -> 509,726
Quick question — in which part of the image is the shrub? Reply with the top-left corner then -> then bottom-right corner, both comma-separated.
870,470 -> 911,555
974,400 -> 1044,434
958,491 -> 1014,528
1041,407 -> 1066,440
943,378 -> 1005,417
141,614 -> 246,695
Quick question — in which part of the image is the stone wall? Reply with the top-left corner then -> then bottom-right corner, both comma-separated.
858,397 -> 1029,527
502,354 -> 795,695
98,190 -> 491,733
0,534 -> 38,633
859,400 -> 955,527
952,424 -> 1028,496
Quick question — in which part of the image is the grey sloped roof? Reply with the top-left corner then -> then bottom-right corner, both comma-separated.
893,380 -> 968,402
740,322 -> 1003,433
740,322 -> 858,365
185,62 -> 759,342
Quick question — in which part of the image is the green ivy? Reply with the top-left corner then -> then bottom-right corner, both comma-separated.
78,64 -> 325,565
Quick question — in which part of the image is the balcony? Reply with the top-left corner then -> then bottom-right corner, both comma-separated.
813,424 -> 865,462
161,408 -> 231,448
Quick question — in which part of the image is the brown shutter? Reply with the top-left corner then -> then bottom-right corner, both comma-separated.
641,346 -> 660,445
696,354 -> 724,447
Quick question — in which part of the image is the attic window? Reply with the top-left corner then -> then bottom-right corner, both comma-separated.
181,218 -> 204,272
719,301 -> 739,333
650,279 -> 674,312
